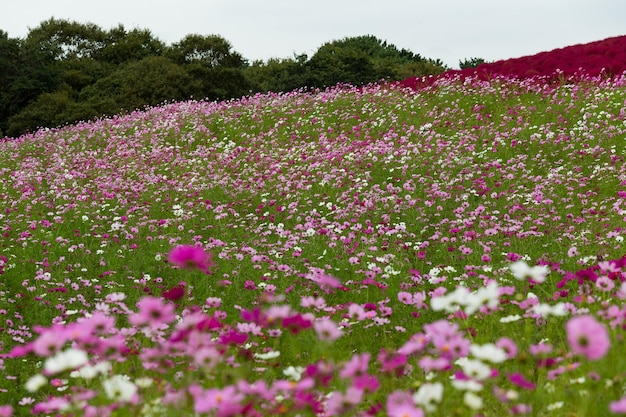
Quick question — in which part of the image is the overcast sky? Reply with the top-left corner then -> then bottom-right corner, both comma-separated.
2,0 -> 625,69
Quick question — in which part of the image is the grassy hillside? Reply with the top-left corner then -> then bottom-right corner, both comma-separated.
1,71 -> 626,416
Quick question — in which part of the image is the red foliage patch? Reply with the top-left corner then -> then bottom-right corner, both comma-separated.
398,35 -> 626,90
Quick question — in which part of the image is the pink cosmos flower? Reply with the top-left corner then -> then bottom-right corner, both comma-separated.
386,391 -> 424,417
610,396 -> 626,414
507,372 -> 536,390
168,245 -> 215,274
565,315 -> 610,360
313,318 -> 343,341
325,387 -> 363,416
162,284 -> 186,301
129,296 -> 176,327
495,337 -> 518,359
189,384 -> 243,416
340,353 -> 370,379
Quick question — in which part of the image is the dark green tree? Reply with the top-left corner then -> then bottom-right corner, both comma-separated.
166,34 -> 250,100
6,85 -> 83,135
95,25 -> 165,65
0,30 -> 21,136
306,35 -> 447,88
245,54 -> 310,93
80,56 -> 193,115
459,57 -> 486,69
4,19 -> 116,136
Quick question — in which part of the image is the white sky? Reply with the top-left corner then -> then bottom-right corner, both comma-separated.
2,0 -> 625,69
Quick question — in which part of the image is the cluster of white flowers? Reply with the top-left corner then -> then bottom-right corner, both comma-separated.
44,348 -> 89,375
509,260 -> 549,283
431,282 -> 500,315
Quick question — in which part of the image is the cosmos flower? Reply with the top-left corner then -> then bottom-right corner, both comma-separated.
386,391 -> 424,417
168,245 -> 215,274
509,261 -> 549,283
43,348 -> 89,375
102,375 -> 138,402
565,315 -> 610,360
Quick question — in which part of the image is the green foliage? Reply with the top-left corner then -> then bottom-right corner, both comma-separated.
166,34 -> 251,100
165,34 -> 246,68
0,30 -> 20,135
81,56 -> 193,114
95,25 -> 166,65
1,21 -> 447,137
244,54 -> 310,93
306,35 -> 447,88
460,57 -> 486,69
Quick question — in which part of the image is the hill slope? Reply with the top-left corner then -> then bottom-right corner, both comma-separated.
399,34 -> 626,89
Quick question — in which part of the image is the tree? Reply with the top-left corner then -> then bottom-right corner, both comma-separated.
6,85 -> 79,135
166,34 -> 250,100
80,56 -> 193,114
245,54 -> 310,93
306,35 -> 447,88
95,25 -> 165,65
166,34 -> 246,67
459,57 -> 486,69
0,30 -> 21,135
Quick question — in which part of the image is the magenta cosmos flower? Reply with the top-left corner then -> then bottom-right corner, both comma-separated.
565,315 -> 610,360
168,245 -> 215,274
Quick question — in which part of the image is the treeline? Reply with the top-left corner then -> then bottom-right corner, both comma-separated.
0,18 -> 448,137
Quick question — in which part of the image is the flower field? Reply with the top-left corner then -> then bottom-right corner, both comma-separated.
1,69 -> 626,416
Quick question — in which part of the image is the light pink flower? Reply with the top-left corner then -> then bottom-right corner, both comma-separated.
610,396 -> 626,414
313,318 -> 343,341
129,296 -> 176,327
386,391 -> 424,417
566,315 -> 610,360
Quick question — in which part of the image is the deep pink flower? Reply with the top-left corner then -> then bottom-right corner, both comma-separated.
218,330 -> 248,345
507,372 -> 536,390
566,315 -> 610,360
168,245 -> 215,273
282,314 -> 313,334
162,284 -> 186,301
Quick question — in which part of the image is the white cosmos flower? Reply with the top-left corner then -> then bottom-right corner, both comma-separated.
283,366 -> 305,381
456,358 -> 491,380
413,382 -> 443,412
44,348 -> 89,375
500,314 -> 522,323
103,375 -> 137,402
531,302 -> 567,317
25,374 -> 47,393
451,378 -> 483,392
464,392 -> 483,410
509,261 -> 549,283
469,343 -> 507,363
254,350 -> 281,360
70,361 -> 111,380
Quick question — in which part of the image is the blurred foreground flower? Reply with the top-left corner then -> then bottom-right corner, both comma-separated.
509,261 -> 549,283
168,245 -> 215,274
566,315 -> 610,360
